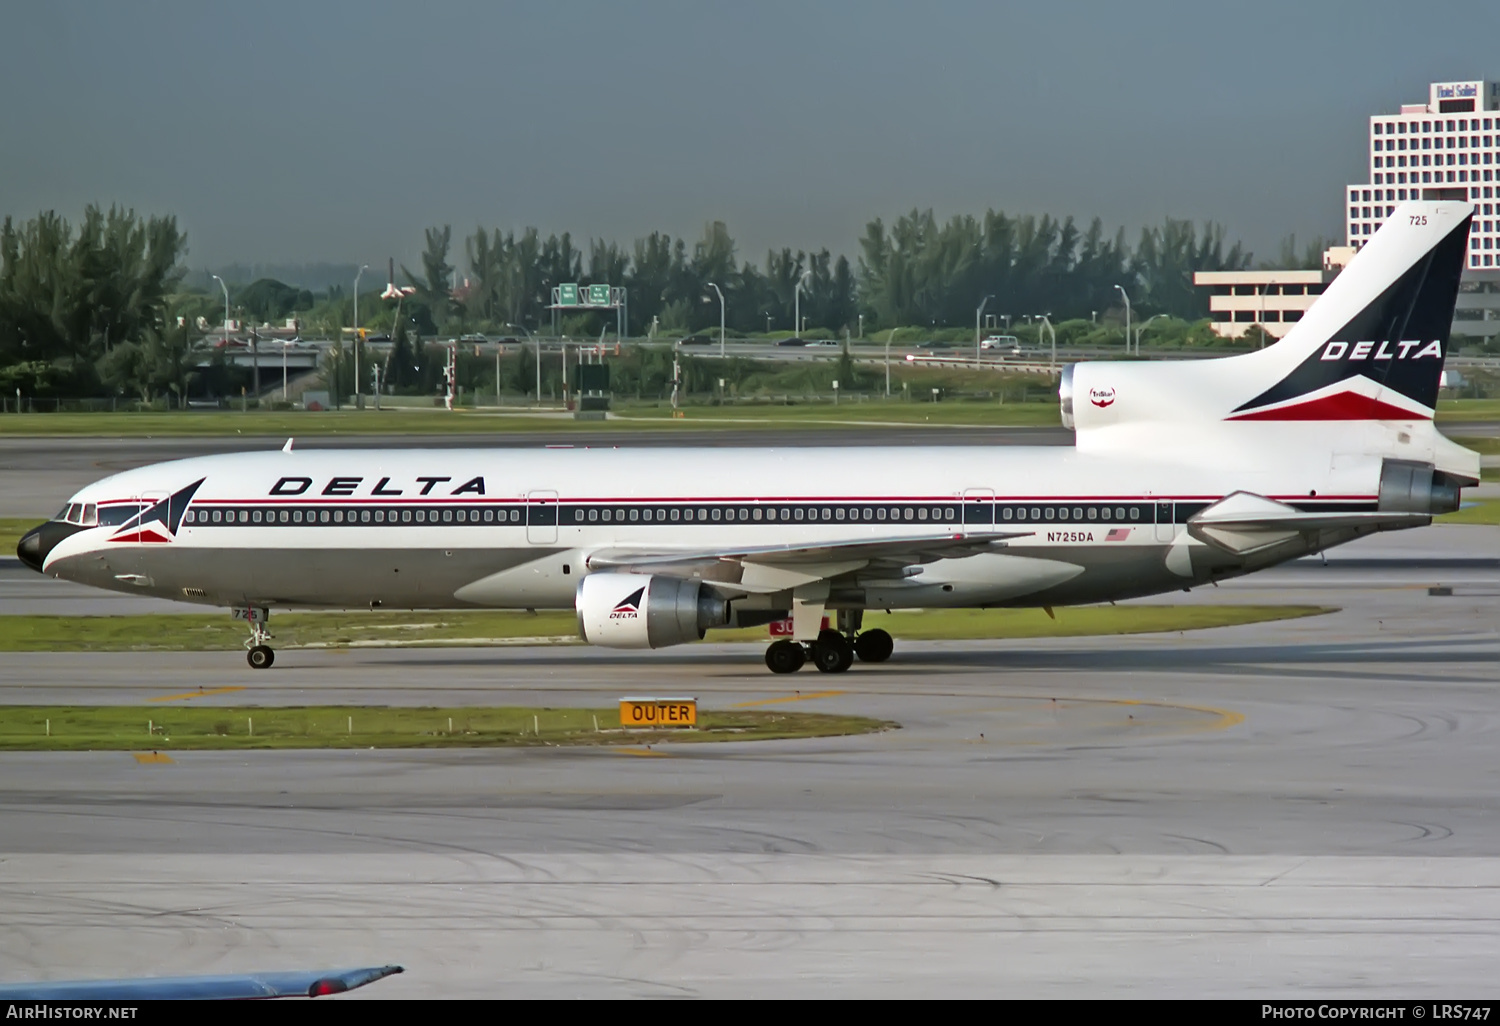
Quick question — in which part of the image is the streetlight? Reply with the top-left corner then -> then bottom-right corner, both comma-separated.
1036,314 -> 1056,373
975,294 -> 994,363
885,327 -> 899,398
1135,313 -> 1167,353
793,271 -> 808,340
706,282 -> 726,357
1113,284 -> 1132,355
210,275 -> 230,341
353,264 -> 369,405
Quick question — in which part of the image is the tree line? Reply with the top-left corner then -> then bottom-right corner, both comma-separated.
0,203 -> 1259,399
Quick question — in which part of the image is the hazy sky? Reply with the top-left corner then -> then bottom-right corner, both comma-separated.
2,0 -> 1495,275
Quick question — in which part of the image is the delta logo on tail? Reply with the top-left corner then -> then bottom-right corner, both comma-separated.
609,587 -> 645,619
1228,213 -> 1471,422
109,479 -> 204,544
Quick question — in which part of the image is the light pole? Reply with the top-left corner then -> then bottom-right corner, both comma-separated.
975,294 -> 994,363
1036,314 -> 1056,372
707,282 -> 726,357
885,327 -> 898,398
210,275 -> 230,341
793,271 -> 808,340
353,264 -> 368,404
1134,313 -> 1167,353
1114,284 -> 1132,355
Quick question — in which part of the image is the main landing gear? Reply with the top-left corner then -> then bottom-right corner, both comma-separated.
238,607 -> 275,670
763,610 -> 894,674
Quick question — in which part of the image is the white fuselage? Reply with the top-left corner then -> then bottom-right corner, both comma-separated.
39,441 -> 1383,616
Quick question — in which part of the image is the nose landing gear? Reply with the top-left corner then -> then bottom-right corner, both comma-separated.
762,610 -> 894,674
235,607 -> 275,669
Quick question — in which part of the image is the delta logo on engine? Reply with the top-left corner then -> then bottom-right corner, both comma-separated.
609,588 -> 644,619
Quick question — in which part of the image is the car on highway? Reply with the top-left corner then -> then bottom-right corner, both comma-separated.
775,337 -> 807,347
916,340 -> 949,350
677,335 -> 711,346
980,334 -> 1020,352
808,339 -> 840,347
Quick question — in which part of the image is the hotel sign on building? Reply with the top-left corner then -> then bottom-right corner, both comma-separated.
1347,80 -> 1500,272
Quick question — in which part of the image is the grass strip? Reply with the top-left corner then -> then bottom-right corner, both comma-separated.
1440,498 -> 1500,525
0,705 -> 892,751
0,518 -> 32,557
0,401 -> 1060,436
0,604 -> 1332,652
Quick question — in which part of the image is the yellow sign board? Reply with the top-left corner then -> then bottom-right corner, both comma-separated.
619,696 -> 698,728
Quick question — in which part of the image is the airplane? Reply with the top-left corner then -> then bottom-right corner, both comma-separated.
16,202 -> 1479,674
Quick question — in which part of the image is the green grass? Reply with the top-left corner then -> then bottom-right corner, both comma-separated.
1438,399 -> 1500,422
0,705 -> 892,751
1440,498 -> 1500,525
0,518 -> 33,557
1451,436 -> 1500,456
0,604 -> 1332,653
0,400 -> 1061,436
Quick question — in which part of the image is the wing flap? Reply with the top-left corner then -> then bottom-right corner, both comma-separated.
584,530 -> 1029,579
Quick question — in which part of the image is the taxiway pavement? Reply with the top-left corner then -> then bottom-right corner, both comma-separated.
1,545 -> 1498,997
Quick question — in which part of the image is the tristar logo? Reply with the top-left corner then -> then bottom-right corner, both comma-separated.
1088,386 -> 1116,408
609,587 -> 645,620
109,478 -> 204,544
1318,340 -> 1442,362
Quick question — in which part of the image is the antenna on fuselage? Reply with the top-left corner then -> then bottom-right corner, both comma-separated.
282,438 -> 294,453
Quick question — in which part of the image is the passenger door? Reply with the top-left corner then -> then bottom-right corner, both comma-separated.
526,490 -> 558,544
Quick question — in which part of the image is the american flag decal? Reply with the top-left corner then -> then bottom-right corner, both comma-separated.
1105,528 -> 1130,542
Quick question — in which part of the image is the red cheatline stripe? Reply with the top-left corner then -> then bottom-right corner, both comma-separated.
1228,391 -> 1432,422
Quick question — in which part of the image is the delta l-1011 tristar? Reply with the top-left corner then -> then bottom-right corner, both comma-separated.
17,202 -> 1479,674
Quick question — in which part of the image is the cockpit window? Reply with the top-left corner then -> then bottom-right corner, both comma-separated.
98,504 -> 146,527
57,503 -> 100,526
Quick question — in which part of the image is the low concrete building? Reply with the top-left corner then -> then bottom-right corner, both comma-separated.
1192,269 -> 1331,340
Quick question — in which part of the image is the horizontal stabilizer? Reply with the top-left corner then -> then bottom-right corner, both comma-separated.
1187,491 -> 1427,555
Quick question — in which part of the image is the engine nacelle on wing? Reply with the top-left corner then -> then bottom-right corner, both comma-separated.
575,573 -> 729,649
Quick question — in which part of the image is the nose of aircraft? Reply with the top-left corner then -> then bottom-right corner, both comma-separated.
16,524 -> 46,573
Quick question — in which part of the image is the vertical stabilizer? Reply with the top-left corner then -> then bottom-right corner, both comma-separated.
1226,201 -> 1471,421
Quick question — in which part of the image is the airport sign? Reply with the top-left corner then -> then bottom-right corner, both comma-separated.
619,696 -> 697,728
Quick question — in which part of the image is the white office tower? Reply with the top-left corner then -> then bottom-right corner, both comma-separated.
1347,80 -> 1500,269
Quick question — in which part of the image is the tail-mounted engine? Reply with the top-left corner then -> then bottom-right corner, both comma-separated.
576,572 -> 730,649
1378,458 -> 1462,515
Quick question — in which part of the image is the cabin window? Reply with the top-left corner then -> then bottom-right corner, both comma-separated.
711,508 -> 721,521
1130,507 -> 1141,520
252,510 -> 262,523
1115,507 -> 1126,520
1101,508 -> 1111,521
753,508 -> 763,521
1044,507 -> 1055,520
1002,507 -> 1013,520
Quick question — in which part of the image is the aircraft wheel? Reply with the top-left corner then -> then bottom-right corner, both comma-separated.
811,634 -> 854,673
247,645 -> 275,670
765,640 -> 806,674
854,628 -> 894,663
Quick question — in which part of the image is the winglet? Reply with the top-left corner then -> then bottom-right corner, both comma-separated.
283,438 -> 294,453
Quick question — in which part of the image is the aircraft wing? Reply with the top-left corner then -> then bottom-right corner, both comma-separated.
0,964 -> 403,1000
585,530 -> 1030,590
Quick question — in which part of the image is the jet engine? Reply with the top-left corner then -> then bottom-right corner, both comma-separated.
576,573 -> 729,649
1379,458 -> 1462,515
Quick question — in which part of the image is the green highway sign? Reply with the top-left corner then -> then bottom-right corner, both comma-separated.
558,283 -> 579,306
587,284 -> 611,306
